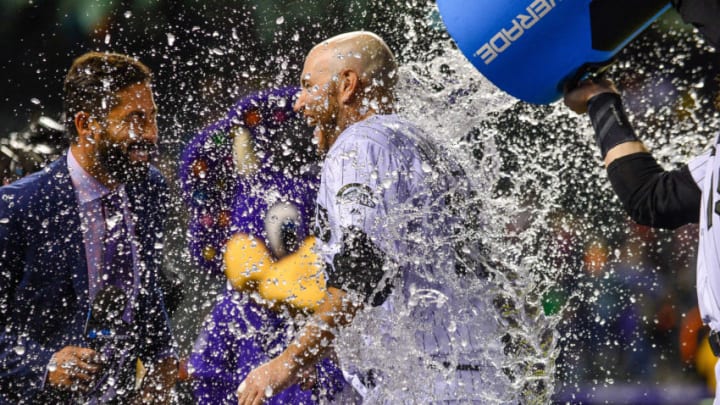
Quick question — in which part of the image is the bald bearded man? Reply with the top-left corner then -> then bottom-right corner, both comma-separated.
237,32 -> 505,404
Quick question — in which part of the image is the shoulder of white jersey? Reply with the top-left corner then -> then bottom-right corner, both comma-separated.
332,116 -> 395,152
335,115 -> 429,158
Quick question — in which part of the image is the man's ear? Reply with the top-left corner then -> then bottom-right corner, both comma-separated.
74,111 -> 100,146
338,69 -> 360,105
74,111 -> 92,137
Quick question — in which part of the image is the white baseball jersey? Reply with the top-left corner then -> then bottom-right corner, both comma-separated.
690,144 -> 720,330
688,140 -> 720,404
313,114 -> 507,402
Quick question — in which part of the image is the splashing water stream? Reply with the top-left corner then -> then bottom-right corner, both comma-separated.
326,9 -> 561,403
322,3 -> 720,403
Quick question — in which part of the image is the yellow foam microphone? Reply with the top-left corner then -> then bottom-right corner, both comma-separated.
224,234 -> 326,311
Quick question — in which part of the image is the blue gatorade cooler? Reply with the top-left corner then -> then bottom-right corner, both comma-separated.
437,0 -> 671,104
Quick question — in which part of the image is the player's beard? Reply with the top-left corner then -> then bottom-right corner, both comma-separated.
97,137 -> 155,185
314,126 -> 330,157
312,85 -> 341,156
314,113 -> 341,156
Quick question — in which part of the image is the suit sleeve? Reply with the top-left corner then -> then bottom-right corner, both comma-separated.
0,187 -> 56,401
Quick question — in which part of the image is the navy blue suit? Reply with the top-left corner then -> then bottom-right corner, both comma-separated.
0,154 -> 174,403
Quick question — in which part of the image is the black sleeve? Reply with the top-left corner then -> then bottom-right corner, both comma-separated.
607,152 -> 701,229
327,226 -> 393,307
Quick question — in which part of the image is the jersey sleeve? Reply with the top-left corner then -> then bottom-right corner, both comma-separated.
324,140 -> 385,231
322,133 -> 403,305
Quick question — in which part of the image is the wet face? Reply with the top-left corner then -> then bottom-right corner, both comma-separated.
293,49 -> 339,154
95,82 -> 158,185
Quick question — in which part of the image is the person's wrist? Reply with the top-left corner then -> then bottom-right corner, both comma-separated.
586,92 -> 639,159
277,350 -> 300,376
587,91 -> 620,113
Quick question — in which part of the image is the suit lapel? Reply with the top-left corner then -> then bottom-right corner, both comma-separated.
45,156 -> 90,310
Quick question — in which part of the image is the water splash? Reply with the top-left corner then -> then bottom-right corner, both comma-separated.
368,4 -> 720,402
317,25 -> 561,404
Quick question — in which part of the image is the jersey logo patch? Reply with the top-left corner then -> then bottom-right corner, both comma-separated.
336,183 -> 376,208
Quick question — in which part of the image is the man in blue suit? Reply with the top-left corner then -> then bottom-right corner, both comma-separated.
0,52 -> 177,403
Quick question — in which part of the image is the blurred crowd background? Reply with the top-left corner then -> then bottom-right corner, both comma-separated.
3,1 -> 720,403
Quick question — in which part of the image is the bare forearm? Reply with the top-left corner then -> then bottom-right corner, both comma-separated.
279,316 -> 336,374
237,287 -> 362,404
280,287 -> 358,372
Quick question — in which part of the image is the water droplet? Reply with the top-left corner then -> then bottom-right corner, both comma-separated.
276,16 -> 284,25
421,161 -> 432,173
0,218 -> 9,224
166,33 -> 176,46
104,33 -> 111,44
264,386 -> 274,397
30,98 -> 41,105
123,10 -> 132,18
106,213 -> 121,230
13,345 -> 25,355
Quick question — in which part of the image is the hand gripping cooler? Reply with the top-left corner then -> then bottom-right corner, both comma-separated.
437,0 -> 671,104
